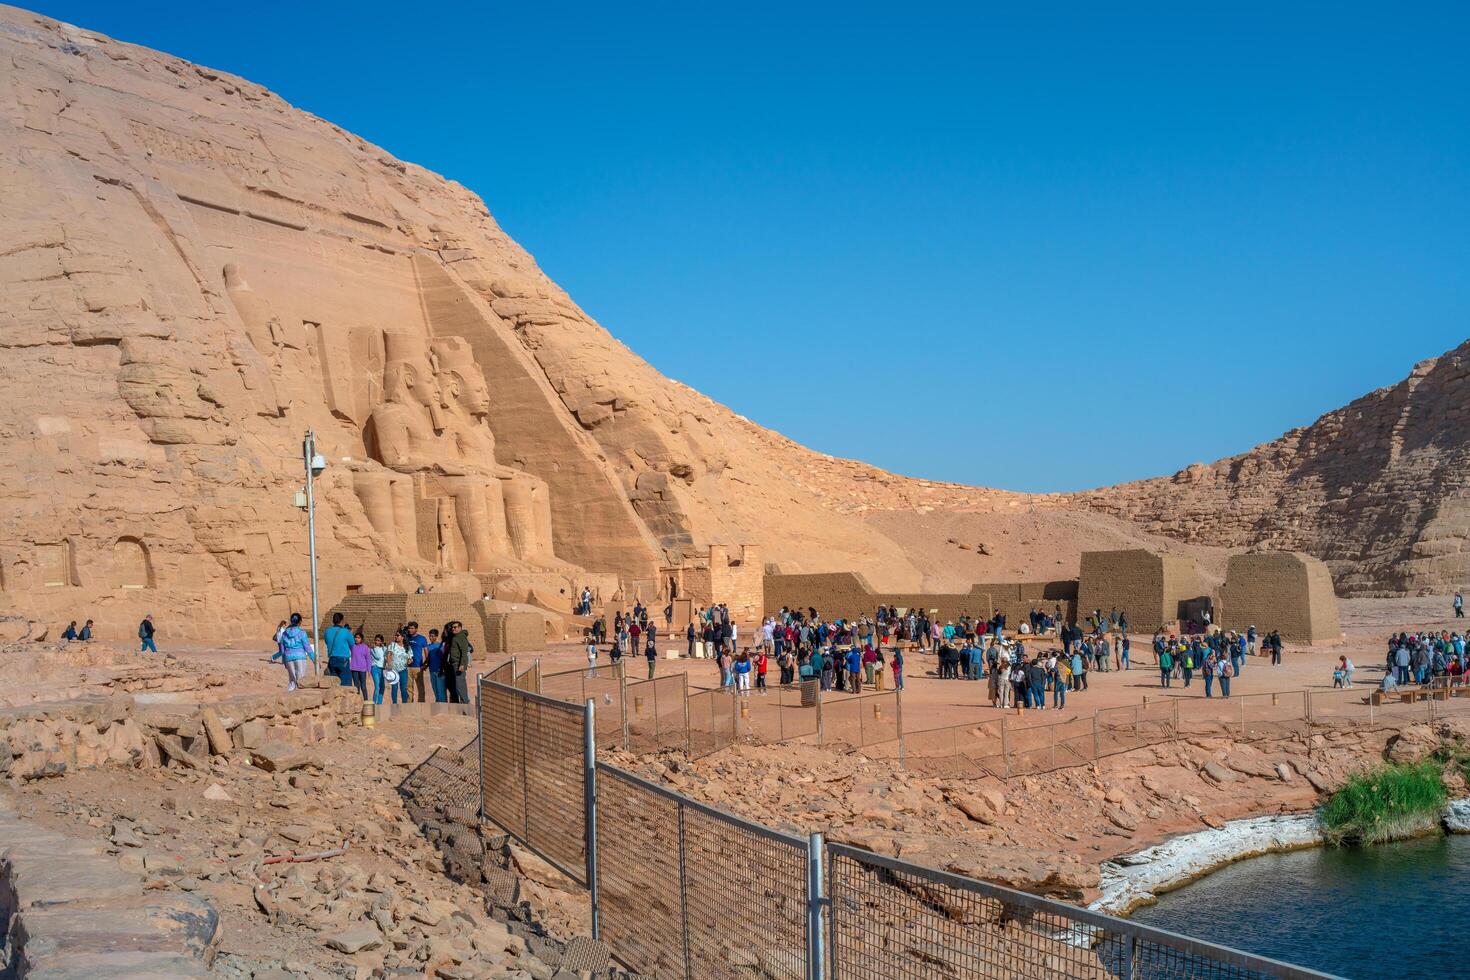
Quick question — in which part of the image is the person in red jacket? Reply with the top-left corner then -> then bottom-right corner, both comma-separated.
755,650 -> 769,693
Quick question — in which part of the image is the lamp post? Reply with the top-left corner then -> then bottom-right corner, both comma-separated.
303,430 -> 326,675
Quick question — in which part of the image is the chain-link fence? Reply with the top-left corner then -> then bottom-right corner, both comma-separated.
595,763 -> 810,980
474,674 -> 1335,979
478,677 -> 589,884
825,842 -> 1332,980
624,673 -> 690,754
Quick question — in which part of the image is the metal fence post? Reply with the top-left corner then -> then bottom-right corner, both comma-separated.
816,683 -> 825,747
518,697 -> 531,840
678,804 -> 692,979
1000,715 -> 1010,779
583,699 -> 600,940
681,672 -> 692,757
619,673 -> 630,751
1240,695 -> 1247,738
1172,698 -> 1181,740
1305,690 -> 1314,726
477,676 -> 487,819
806,832 -> 826,980
1092,711 -> 1100,762
896,687 -> 905,769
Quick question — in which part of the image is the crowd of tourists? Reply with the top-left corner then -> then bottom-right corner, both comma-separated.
1148,628 -> 1276,697
288,611 -> 477,705
1381,630 -> 1469,689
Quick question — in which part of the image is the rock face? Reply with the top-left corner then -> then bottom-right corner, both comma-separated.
0,4 -> 927,639
0,2 -> 1463,643
1069,341 -> 1470,596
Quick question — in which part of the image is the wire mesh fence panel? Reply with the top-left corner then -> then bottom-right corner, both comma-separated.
401,745 -> 479,813
682,799 -> 808,979
485,658 -> 516,684
1244,690 -> 1309,739
1137,698 -> 1180,742
1307,689 -> 1371,728
519,694 -> 588,883
1004,720 -> 1056,776
687,688 -> 736,758
594,766 -> 685,979
1052,716 -> 1099,769
827,843 -> 1332,980
583,671 -> 626,749
779,680 -> 822,742
513,660 -> 541,694
819,692 -> 899,750
1096,704 -> 1146,756
480,680 -> 527,841
1177,695 -> 1242,738
625,674 -> 689,754
539,663 -> 622,704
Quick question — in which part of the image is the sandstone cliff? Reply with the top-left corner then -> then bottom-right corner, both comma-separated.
0,5 -> 1462,641
1067,340 -> 1470,596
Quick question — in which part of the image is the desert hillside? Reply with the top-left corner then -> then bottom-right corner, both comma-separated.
0,4 -> 1462,641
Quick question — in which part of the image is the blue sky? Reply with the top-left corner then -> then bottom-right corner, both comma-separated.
34,2 -> 1469,491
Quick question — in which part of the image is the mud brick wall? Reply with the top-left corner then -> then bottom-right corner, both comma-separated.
1218,552 -> 1341,644
323,593 -> 484,653
763,573 -> 1077,627
1076,550 -> 1205,632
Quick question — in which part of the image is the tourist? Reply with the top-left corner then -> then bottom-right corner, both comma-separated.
79,619 -> 93,641
62,620 -> 78,641
733,649 -> 752,694
1120,633 -> 1130,670
645,628 -> 657,679
1381,668 -> 1399,693
755,648 -> 769,692
422,628 -> 445,702
1009,659 -> 1027,711
387,630 -> 410,704
270,612 -> 315,691
1455,591 -> 1464,619
445,621 -> 472,703
138,614 -> 158,654
404,622 -> 427,701
324,612 -> 354,687
1337,654 -> 1356,688
892,646 -> 904,690
846,645 -> 863,694
586,631 -> 598,676
348,631 -> 371,699
1158,645 -> 1174,688
1202,652 -> 1216,697
1247,625 -> 1258,658
1070,646 -> 1086,691
1217,654 -> 1234,697
1231,631 -> 1246,676
1268,630 -> 1283,665
1180,642 -> 1195,687
862,645 -> 878,687
1026,657 -> 1047,709
1050,654 -> 1067,708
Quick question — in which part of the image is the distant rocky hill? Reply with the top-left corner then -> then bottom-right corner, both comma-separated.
1065,340 -> 1470,597
0,5 -> 1461,640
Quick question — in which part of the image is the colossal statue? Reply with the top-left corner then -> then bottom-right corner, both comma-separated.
355,331 -> 554,573
431,337 -> 556,562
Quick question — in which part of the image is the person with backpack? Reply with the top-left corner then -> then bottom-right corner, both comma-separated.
1218,654 -> 1234,697
644,628 -> 658,679
1158,646 -> 1174,688
1181,640 -> 1197,688
138,614 -> 158,654
270,612 -> 316,691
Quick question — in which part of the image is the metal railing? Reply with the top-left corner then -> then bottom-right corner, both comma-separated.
475,674 -> 1339,979
826,843 -> 1335,979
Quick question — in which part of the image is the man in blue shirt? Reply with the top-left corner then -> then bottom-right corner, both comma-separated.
424,628 -> 447,702
323,612 -> 355,686
405,621 -> 429,703
845,646 -> 863,694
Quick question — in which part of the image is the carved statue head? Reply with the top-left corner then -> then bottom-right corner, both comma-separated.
383,332 -> 435,408
431,337 -> 491,418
